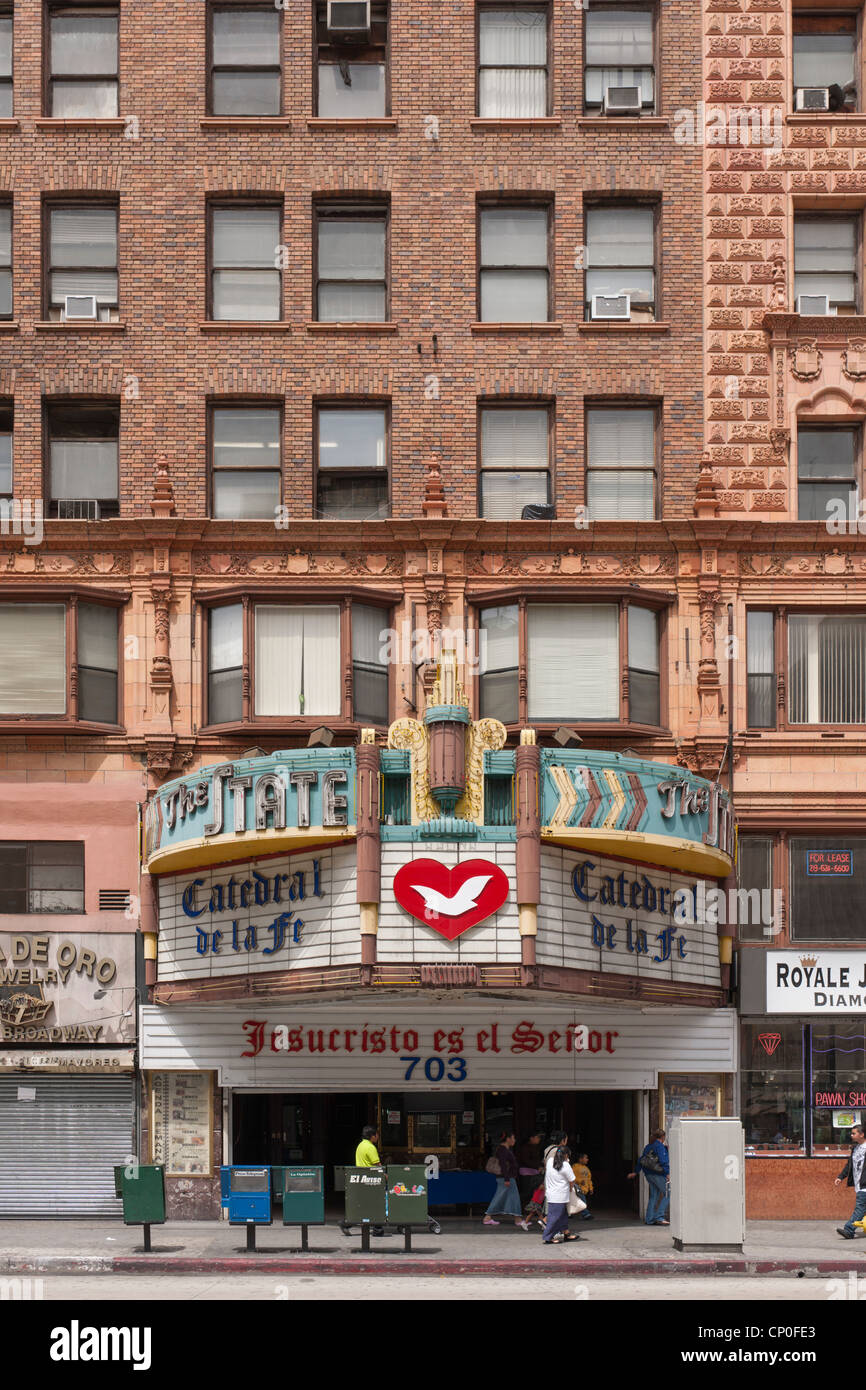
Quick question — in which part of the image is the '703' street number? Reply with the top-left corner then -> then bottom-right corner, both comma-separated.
400,1055 -> 467,1082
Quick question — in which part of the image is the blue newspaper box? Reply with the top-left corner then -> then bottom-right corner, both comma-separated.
220,1166 -> 272,1225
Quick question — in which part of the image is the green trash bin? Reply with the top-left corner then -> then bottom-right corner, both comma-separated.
344,1165 -> 387,1226
386,1165 -> 428,1227
113,1164 -> 165,1251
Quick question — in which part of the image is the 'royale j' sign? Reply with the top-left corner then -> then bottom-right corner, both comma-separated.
144,749 -> 356,872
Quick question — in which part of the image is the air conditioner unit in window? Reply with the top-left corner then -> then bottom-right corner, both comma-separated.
62,294 -> 98,320
56,499 -> 100,520
795,87 -> 830,111
591,293 -> 631,320
603,85 -> 641,116
521,503 -> 556,520
326,0 -> 370,34
796,294 -> 831,316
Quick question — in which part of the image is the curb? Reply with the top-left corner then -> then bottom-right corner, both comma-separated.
4,1254 -> 866,1277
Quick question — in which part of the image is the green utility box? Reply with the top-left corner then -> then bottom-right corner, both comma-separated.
113,1164 -> 166,1226
344,1166 -> 387,1225
386,1166 -> 428,1226
276,1166 -> 325,1226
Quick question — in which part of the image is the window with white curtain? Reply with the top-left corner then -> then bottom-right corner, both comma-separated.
585,205 -> 656,319
746,610 -> 776,729
49,6 -> 119,117
317,208 -> 387,322
46,402 -> 119,517
0,402 -> 11,495
584,6 -> 654,111
479,405 -> 550,518
789,613 -> 866,724
479,205 -> 550,321
211,205 -> 281,320
0,604 -> 66,714
316,0 -> 388,117
0,13 -> 11,119
210,5 -> 281,116
794,215 -> 858,312
48,204 -> 118,320
797,427 -> 857,523
255,605 -> 341,717
586,406 -> 656,520
0,205 -> 10,319
316,405 -> 389,520
478,6 -> 548,118
211,406 -> 281,519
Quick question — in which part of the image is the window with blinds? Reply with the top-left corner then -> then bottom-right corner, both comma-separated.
48,205 -> 118,320
0,204 -> 10,319
584,6 -> 655,112
527,604 -> 618,720
794,215 -> 858,312
478,7 -> 548,118
316,208 -> 387,322
479,406 -> 550,519
352,604 -> 388,725
0,604 -> 66,715
585,205 -> 656,319
0,11 -> 11,118
789,613 -> 866,724
255,604 -> 341,717
797,426 -> 857,523
210,205 -> 281,320
49,6 -> 118,117
46,402 -> 119,517
586,406 -> 656,520
746,610 -> 776,729
211,406 -> 281,519
210,6 -> 281,116
479,206 -> 550,322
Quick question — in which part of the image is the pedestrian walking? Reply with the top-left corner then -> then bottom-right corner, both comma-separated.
628,1128 -> 670,1226
835,1123 -> 866,1238
517,1128 -> 545,1205
573,1152 -> 594,1221
483,1131 -> 532,1229
541,1142 -> 580,1245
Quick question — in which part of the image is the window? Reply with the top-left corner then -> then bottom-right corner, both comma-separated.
48,6 -> 119,117
0,842 -> 84,914
478,600 -> 661,724
209,5 -> 280,115
586,406 -> 656,520
47,204 -> 118,321
210,205 -> 281,320
793,13 -> 857,110
205,600 -> 389,725
746,610 -> 776,728
794,215 -> 858,312
0,402 -> 10,495
46,401 -> 119,518
316,405 -> 388,519
478,405 -> 550,518
736,834 -> 774,942
741,1022 -> 805,1155
0,11 -> 12,117
478,6 -> 548,118
316,205 -> 387,322
315,1 -> 388,118
479,204 -> 550,322
0,205 -> 9,318
797,426 -> 857,523
584,5 -> 654,113
791,835 -> 866,939
585,205 -> 656,319
210,405 -> 281,519
789,613 -> 866,724
0,601 -> 118,721
811,1024 -> 866,1154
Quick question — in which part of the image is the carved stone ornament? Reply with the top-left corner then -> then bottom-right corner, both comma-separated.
843,341 -> 866,381
769,426 -> 790,459
789,341 -> 822,381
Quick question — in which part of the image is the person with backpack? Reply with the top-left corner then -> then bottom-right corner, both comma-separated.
628,1128 -> 670,1225
482,1131 -> 532,1229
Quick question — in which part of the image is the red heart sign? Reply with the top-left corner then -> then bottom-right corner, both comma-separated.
393,857 -> 510,941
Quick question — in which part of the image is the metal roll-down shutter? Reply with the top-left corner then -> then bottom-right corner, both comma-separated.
0,1075 -> 135,1216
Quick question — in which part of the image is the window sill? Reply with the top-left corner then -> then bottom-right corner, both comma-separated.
200,320 -> 291,333
200,117 -> 292,130
199,718 -> 368,737
579,320 -> 670,334
763,310 -> 866,335
0,120 -> 19,131
306,321 -> 397,334
577,116 -> 667,130
0,321 -> 18,331
471,321 -> 563,334
306,117 -> 398,130
469,117 -> 562,130
786,112 -> 866,125
35,118 -> 127,131
0,720 -> 124,735
34,320 -> 126,332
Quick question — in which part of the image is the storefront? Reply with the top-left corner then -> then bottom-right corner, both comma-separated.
739,947 -> 866,1219
139,672 -> 737,1218
0,930 -> 137,1216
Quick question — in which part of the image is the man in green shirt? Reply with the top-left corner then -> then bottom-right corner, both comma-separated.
341,1126 -> 393,1237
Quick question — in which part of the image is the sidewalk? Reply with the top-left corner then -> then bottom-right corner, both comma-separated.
3,1217 -> 866,1277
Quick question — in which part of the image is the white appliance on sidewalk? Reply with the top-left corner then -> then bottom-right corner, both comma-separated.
669,1116 -> 745,1251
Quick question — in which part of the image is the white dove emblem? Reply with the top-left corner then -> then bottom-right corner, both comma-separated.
411,875 -> 492,917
